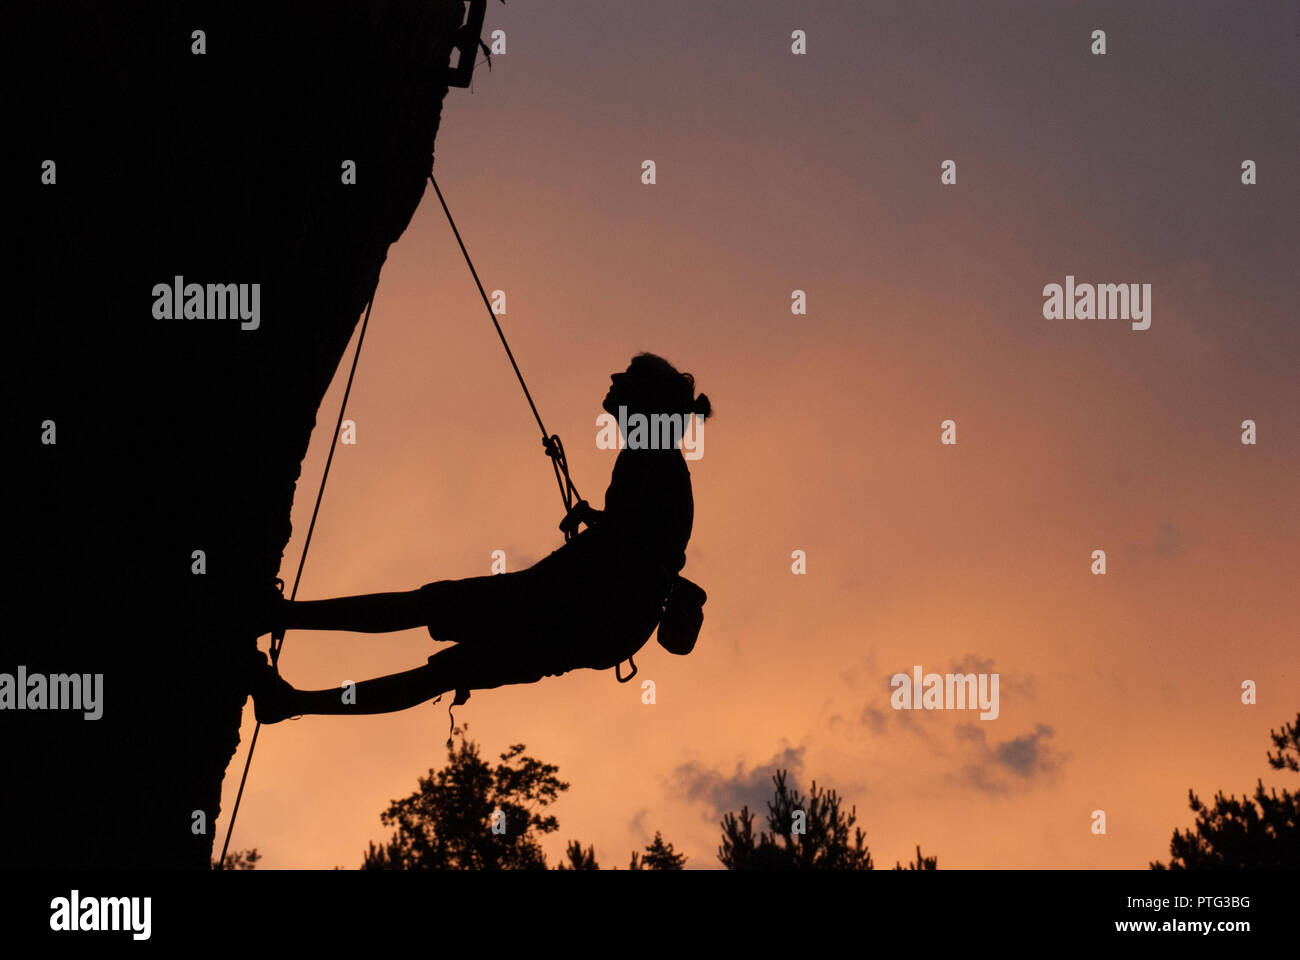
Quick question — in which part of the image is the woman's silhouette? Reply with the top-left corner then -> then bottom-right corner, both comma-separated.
250,352 -> 710,722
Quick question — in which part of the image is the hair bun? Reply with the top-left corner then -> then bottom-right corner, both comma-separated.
692,393 -> 712,420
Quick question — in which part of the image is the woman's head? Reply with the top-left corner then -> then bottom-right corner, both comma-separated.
603,352 -> 712,421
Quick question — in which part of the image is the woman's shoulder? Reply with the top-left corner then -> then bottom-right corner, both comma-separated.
614,448 -> 691,473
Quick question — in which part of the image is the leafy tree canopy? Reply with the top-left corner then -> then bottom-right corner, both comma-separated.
362,725 -> 566,870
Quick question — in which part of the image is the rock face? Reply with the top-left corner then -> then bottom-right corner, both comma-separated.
10,0 -> 467,868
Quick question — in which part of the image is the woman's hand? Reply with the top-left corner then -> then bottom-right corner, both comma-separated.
559,500 -> 603,536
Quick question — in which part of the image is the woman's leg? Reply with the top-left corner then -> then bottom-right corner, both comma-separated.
254,643 -> 553,723
257,656 -> 459,722
282,589 -> 430,634
277,578 -> 503,637
283,662 -> 453,716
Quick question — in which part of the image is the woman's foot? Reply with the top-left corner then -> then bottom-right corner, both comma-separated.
248,655 -> 298,724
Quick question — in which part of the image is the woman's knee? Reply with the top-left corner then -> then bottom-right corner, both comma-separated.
428,644 -> 553,692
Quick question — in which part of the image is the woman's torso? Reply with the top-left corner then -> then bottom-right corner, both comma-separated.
533,448 -> 694,667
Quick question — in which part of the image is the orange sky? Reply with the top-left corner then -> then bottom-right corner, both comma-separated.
217,1 -> 1298,869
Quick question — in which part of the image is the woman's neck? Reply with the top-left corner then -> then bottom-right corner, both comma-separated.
618,442 -> 682,455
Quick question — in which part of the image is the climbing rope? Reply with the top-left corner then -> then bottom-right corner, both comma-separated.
428,169 -> 583,526
217,275 -> 380,869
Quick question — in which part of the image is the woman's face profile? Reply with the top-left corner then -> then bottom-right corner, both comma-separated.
604,367 -> 635,414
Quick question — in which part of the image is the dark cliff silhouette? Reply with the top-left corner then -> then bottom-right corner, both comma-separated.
11,0 -> 469,868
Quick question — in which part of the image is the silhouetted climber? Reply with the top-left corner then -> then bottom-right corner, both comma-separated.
250,353 -> 710,722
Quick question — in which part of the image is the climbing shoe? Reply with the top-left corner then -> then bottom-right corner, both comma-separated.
249,654 -> 296,725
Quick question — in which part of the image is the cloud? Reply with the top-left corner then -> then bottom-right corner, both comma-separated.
995,724 -> 1060,777
838,650 -> 878,687
861,669 -> 908,735
948,654 -> 1034,700
671,746 -> 807,821
949,722 -> 1067,794
861,706 -> 890,734
850,654 -> 1033,736
856,700 -> 936,742
949,654 -> 996,675
1125,521 -> 1185,560
1153,522 -> 1183,557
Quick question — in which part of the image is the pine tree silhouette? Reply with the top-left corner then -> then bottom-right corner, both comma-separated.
718,769 -> 937,870
893,844 -> 938,870
630,831 -> 687,870
555,840 -> 599,870
1151,712 -> 1300,869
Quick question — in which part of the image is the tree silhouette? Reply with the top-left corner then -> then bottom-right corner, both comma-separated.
718,769 -> 933,870
1151,712 -> 1300,869
361,725 -> 568,869
630,831 -> 687,870
211,848 -> 260,870
893,844 -> 938,871
555,840 -> 599,870
555,832 -> 688,870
